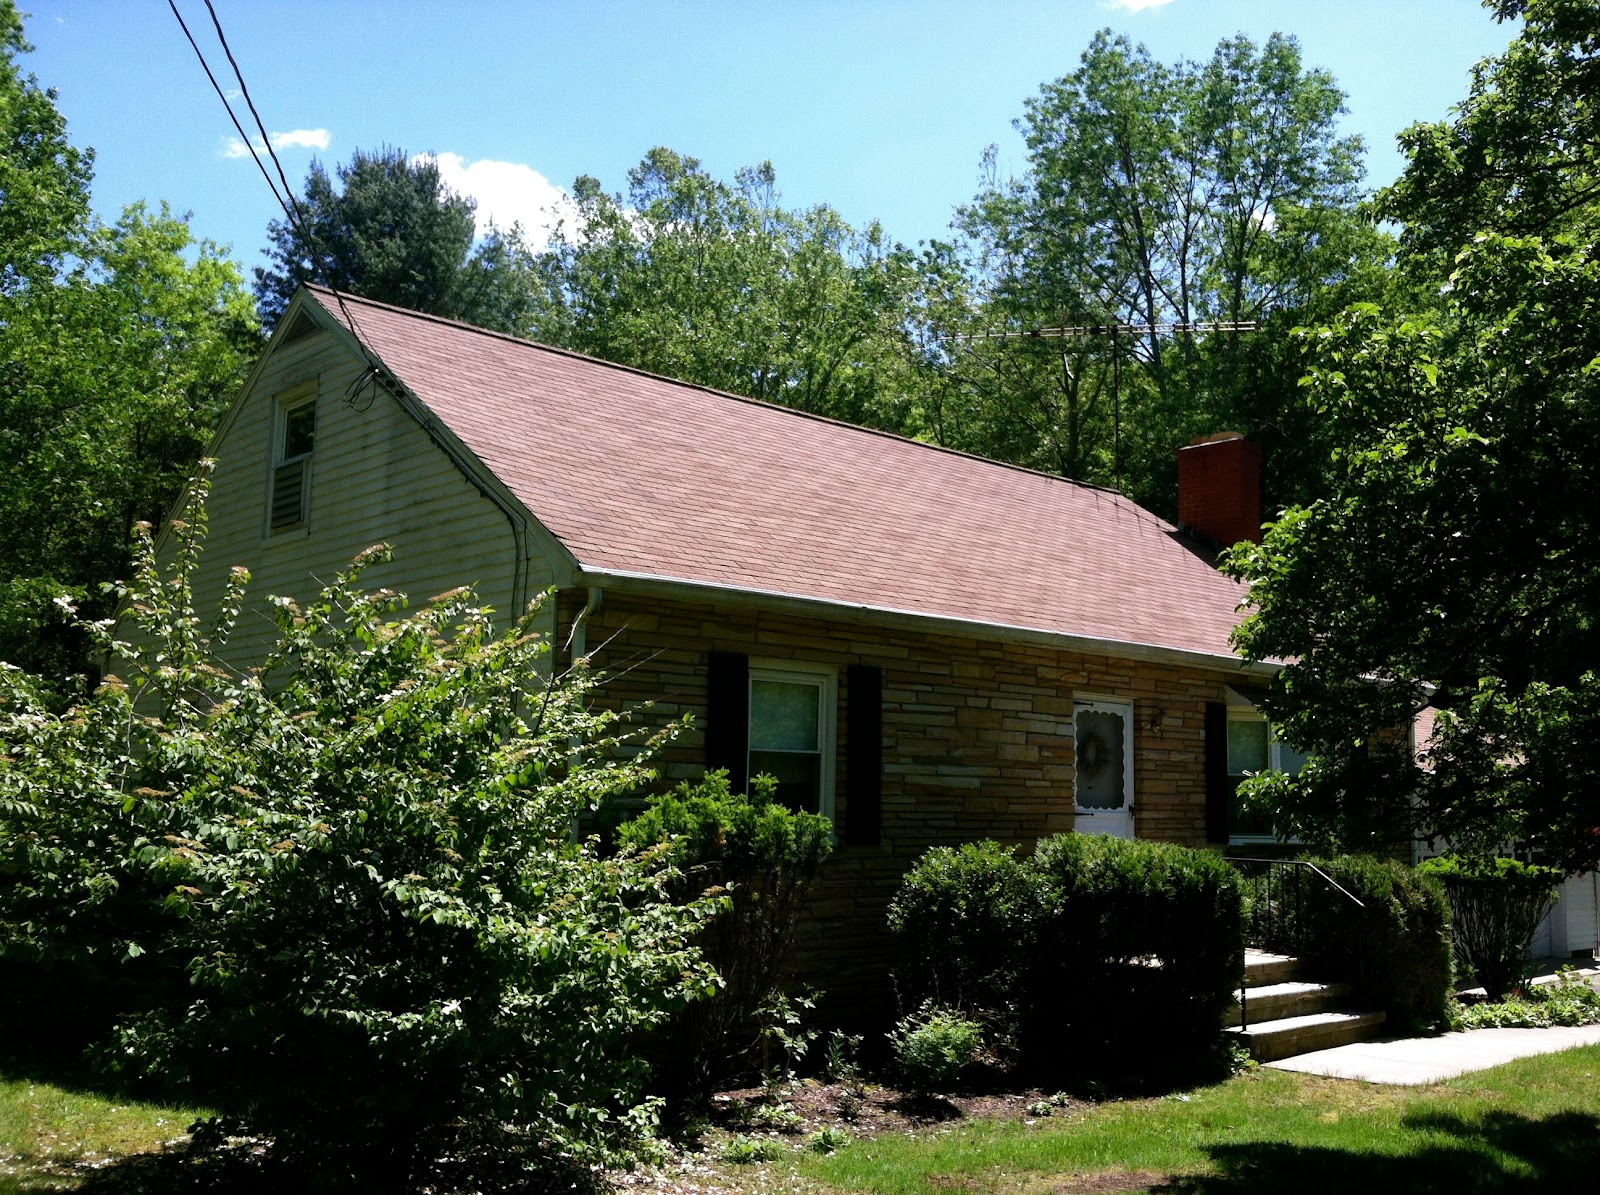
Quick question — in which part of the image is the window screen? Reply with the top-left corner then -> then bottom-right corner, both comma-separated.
749,676 -> 824,813
1227,718 -> 1270,776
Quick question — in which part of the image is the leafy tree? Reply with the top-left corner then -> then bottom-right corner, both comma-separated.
1227,0 -> 1600,873
0,203 -> 259,685
1381,0 -> 1600,261
0,0 -> 91,295
0,486 -> 719,1188
1,8 -> 260,687
934,31 -> 1389,514
527,148 -> 922,430
254,146 -> 541,332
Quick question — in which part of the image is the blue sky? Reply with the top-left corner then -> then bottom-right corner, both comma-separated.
25,0 -> 1516,276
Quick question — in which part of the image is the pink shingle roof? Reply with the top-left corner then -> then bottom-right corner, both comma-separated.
307,287 -> 1249,661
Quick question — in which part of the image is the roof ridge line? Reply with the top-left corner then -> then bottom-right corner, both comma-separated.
302,283 -> 1158,519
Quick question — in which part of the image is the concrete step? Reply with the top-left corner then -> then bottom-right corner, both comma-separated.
1226,981 -> 1354,1028
1243,949 -> 1302,988
1228,1009 -> 1388,1064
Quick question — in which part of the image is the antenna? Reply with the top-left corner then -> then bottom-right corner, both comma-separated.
938,320 -> 1261,490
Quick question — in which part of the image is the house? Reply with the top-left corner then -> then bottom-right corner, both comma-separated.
178,284 -> 1292,997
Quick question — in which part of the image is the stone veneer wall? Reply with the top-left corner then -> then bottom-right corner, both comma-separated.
563,589 -> 1243,1020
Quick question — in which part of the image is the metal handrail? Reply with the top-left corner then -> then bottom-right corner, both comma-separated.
1231,857 -> 1366,1030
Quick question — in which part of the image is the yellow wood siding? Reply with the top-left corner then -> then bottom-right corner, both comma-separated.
171,328 -> 556,673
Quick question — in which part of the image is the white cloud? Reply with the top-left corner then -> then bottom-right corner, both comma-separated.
222,128 -> 330,159
271,128 -> 331,151
1107,0 -> 1176,11
418,152 -> 578,251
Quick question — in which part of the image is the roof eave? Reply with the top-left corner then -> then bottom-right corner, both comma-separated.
574,566 -> 1276,678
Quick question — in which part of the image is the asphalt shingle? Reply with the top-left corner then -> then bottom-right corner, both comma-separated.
308,287 -> 1250,660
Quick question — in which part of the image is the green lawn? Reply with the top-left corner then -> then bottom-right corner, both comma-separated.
5,1047 -> 1599,1193
798,1046 -> 1600,1195
0,1076 -> 200,1194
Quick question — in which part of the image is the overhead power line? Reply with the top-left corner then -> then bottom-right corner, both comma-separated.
168,0 -> 392,409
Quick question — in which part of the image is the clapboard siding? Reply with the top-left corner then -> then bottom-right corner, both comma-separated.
173,327 -> 553,672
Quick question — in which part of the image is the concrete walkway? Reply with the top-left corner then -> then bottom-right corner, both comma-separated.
1267,1023 -> 1600,1084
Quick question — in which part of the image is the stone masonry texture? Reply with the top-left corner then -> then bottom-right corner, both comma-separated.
563,589 -> 1247,1023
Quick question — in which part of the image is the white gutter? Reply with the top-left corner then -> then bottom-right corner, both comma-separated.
566,585 -> 604,665
573,567 -> 1277,678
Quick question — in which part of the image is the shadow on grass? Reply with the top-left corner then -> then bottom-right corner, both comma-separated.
6,1142 -> 612,1195
1161,1108 -> 1600,1195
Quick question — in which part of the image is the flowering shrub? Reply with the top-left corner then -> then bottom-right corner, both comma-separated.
0,477 -> 718,1187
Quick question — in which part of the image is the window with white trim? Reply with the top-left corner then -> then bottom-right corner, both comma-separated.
748,663 -> 836,818
1227,708 -> 1307,841
269,390 -> 316,532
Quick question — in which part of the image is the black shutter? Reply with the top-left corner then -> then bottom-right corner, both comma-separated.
844,664 -> 883,845
705,651 -> 749,793
1204,701 -> 1230,844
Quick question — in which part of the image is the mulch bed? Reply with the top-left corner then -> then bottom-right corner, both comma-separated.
609,1079 -> 1099,1194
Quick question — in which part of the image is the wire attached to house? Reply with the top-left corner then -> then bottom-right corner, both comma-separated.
168,0 -> 397,409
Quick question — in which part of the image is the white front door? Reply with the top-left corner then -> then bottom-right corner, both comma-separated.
1073,699 -> 1135,838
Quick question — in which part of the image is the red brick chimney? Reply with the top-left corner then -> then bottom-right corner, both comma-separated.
1176,432 -> 1261,546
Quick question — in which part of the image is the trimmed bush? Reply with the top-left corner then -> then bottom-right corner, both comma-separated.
1030,834 -> 1244,1073
888,835 -> 1243,1081
618,770 -> 834,1088
886,840 -> 1047,1020
1263,856 -> 1453,1032
1419,855 -> 1561,1001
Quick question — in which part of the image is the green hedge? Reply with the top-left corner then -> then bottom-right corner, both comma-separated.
1263,856 -> 1454,1033
888,835 -> 1243,1079
1032,834 -> 1244,1071
886,840 -> 1047,1020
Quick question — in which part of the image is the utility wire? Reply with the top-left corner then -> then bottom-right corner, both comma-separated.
166,1 -> 287,217
202,0 -> 304,234
168,0 -> 392,408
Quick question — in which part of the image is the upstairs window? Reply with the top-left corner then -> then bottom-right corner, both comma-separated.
271,394 -> 316,531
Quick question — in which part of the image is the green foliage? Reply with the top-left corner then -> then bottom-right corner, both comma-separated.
1258,856 -> 1454,1033
1227,2 -> 1600,873
808,1125 -> 851,1154
929,29 -> 1387,514
1456,968 -> 1600,1029
527,148 -> 922,431
747,1100 -> 803,1133
888,1003 -> 984,1094
0,484 -> 719,1187
617,771 -> 833,1089
1420,855 -> 1562,1002
889,836 -> 1243,1079
822,1029 -> 864,1086
0,0 -> 92,295
886,839 -> 1048,1019
254,146 -> 540,331
1381,0 -> 1600,262
1030,834 -> 1244,1069
1,6 -> 259,689
718,1134 -> 786,1164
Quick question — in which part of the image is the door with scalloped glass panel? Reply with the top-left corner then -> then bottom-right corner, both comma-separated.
1072,699 -> 1134,838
